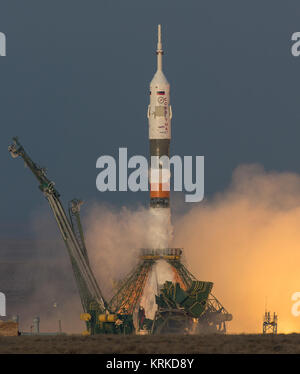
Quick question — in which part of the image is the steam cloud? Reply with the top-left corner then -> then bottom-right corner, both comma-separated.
172,164 -> 300,333
86,164 -> 300,333
85,204 -> 173,299
17,163 -> 300,333
139,260 -> 176,320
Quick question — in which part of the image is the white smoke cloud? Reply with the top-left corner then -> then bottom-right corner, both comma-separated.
139,260 -> 175,319
17,163 -> 300,335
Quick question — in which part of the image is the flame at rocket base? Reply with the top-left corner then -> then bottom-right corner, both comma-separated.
139,260 -> 176,320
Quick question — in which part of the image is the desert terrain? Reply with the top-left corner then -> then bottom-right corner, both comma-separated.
0,333 -> 299,354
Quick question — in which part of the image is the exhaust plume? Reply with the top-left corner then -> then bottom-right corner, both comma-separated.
172,164 -> 300,333
86,164 -> 300,333
18,163 -> 300,334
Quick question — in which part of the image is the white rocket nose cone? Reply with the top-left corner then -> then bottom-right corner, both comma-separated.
150,70 -> 168,86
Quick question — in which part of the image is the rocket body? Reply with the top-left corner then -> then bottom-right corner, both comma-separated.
148,25 -> 172,209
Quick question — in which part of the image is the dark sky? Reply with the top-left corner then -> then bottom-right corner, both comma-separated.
1,0 -> 300,236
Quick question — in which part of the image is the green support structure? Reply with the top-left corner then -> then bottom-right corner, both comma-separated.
9,137 -> 134,335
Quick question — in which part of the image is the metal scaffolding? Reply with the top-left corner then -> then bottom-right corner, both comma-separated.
263,311 -> 278,334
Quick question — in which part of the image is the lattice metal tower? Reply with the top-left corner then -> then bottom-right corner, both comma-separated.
109,248 -> 233,334
263,311 -> 278,334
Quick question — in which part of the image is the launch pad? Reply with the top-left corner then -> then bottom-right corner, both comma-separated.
8,135 -> 232,335
109,247 -> 232,334
140,248 -> 182,260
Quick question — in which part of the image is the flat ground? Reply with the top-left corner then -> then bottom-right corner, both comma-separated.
0,334 -> 300,354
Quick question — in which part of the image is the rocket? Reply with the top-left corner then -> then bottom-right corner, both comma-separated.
148,25 -> 172,209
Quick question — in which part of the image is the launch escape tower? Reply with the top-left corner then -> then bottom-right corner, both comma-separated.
8,25 -> 232,335
263,312 -> 278,334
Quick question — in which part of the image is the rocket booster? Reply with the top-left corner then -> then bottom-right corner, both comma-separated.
148,25 -> 172,208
